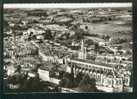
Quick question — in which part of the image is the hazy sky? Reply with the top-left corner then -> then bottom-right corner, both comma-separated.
4,3 -> 132,9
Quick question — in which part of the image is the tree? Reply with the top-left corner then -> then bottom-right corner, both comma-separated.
74,28 -> 84,40
74,74 -> 98,92
59,72 -> 75,88
14,65 -> 21,73
23,73 -> 43,91
45,29 -> 53,40
75,72 -> 84,85
94,43 -> 99,55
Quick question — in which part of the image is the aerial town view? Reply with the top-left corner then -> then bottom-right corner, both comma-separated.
3,4 -> 133,93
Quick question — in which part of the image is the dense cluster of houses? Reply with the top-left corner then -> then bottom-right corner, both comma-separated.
3,8 -> 132,92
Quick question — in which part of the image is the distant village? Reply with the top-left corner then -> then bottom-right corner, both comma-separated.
3,7 -> 133,92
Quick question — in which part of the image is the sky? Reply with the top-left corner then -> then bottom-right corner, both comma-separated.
4,3 -> 132,9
